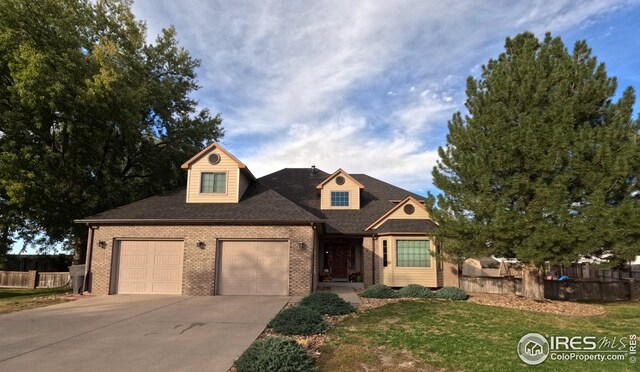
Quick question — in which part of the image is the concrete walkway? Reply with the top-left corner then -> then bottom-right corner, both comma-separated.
330,286 -> 361,304
0,295 -> 289,372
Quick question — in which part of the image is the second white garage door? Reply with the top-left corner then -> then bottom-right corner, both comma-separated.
116,240 -> 184,295
218,240 -> 289,295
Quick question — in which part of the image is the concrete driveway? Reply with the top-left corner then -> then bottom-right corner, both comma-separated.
0,295 -> 289,372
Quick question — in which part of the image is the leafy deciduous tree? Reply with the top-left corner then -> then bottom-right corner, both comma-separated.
0,0 -> 223,260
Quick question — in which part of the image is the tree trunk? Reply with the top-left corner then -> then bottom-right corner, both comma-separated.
522,264 -> 545,300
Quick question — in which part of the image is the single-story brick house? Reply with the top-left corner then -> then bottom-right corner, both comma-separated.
76,143 -> 459,296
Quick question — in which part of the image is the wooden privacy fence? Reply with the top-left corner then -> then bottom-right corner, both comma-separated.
0,270 -> 70,289
544,279 -> 639,301
38,272 -> 71,288
459,275 -> 523,296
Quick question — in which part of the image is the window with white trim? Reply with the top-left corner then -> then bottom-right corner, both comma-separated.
200,172 -> 226,193
396,240 -> 430,267
330,191 -> 349,207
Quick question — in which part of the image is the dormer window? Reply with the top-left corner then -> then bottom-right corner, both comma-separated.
200,172 -> 226,193
331,191 -> 349,207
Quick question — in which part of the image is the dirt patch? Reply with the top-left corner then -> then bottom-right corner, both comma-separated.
468,292 -> 606,316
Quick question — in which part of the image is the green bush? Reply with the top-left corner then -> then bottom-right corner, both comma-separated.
299,291 -> 355,315
360,284 -> 397,298
268,306 -> 328,335
234,337 -> 316,372
397,284 -> 434,298
434,287 -> 468,300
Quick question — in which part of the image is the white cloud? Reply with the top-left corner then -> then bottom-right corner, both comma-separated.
131,0 -> 637,193
238,112 -> 439,194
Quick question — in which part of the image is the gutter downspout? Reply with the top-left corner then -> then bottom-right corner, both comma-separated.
310,223 -> 316,294
82,225 -> 94,295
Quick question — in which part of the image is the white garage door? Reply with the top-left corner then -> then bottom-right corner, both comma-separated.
218,240 -> 289,295
116,240 -> 184,294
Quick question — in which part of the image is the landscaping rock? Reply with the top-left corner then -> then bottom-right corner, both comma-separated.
468,292 -> 606,316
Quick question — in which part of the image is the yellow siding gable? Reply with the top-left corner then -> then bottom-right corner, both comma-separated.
185,148 -> 240,203
319,170 -> 361,210
368,197 -> 430,230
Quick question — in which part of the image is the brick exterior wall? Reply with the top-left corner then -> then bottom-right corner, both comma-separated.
442,260 -> 460,287
89,225 -> 315,296
362,237 -> 382,287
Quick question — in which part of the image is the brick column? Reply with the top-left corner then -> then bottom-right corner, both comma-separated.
362,237 -> 374,287
442,261 -> 459,288
362,237 -> 383,287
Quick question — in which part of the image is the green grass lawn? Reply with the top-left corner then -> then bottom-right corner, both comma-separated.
318,300 -> 639,371
0,287 -> 72,314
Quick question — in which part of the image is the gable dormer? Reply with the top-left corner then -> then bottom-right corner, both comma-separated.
181,143 -> 256,203
364,196 -> 431,230
316,169 -> 364,210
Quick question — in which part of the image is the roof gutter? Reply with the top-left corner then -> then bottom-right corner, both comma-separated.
73,218 -> 325,225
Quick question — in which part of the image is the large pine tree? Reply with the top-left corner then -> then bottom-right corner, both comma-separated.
427,32 -> 640,299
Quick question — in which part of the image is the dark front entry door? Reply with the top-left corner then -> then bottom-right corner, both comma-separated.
328,243 -> 348,279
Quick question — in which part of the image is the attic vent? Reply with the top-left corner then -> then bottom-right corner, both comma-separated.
335,176 -> 345,185
208,153 -> 221,165
404,204 -> 415,215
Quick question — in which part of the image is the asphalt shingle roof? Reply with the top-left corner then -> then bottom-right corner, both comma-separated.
77,167 -> 430,235
374,219 -> 437,234
77,182 -> 322,223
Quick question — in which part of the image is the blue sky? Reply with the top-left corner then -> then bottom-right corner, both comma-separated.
130,0 -> 640,196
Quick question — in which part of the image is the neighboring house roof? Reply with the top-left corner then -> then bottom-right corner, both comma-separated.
479,257 -> 500,269
373,219 -> 437,234
77,167 -> 428,234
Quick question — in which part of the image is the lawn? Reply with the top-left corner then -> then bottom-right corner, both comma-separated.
0,287 -> 72,314
318,300 -> 639,371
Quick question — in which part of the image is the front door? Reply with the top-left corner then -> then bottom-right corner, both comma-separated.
328,243 -> 348,279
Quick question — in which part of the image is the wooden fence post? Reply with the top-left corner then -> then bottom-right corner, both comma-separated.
27,270 -> 38,289
629,279 -> 639,301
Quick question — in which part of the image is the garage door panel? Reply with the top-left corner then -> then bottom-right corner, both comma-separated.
153,255 -> 181,266
117,240 -> 183,295
152,268 -> 180,279
255,283 -> 287,295
151,282 -> 181,294
120,268 -> 147,279
218,240 -> 289,296
221,282 -> 251,295
220,268 -> 252,280
121,254 -> 148,266
257,256 -> 284,268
